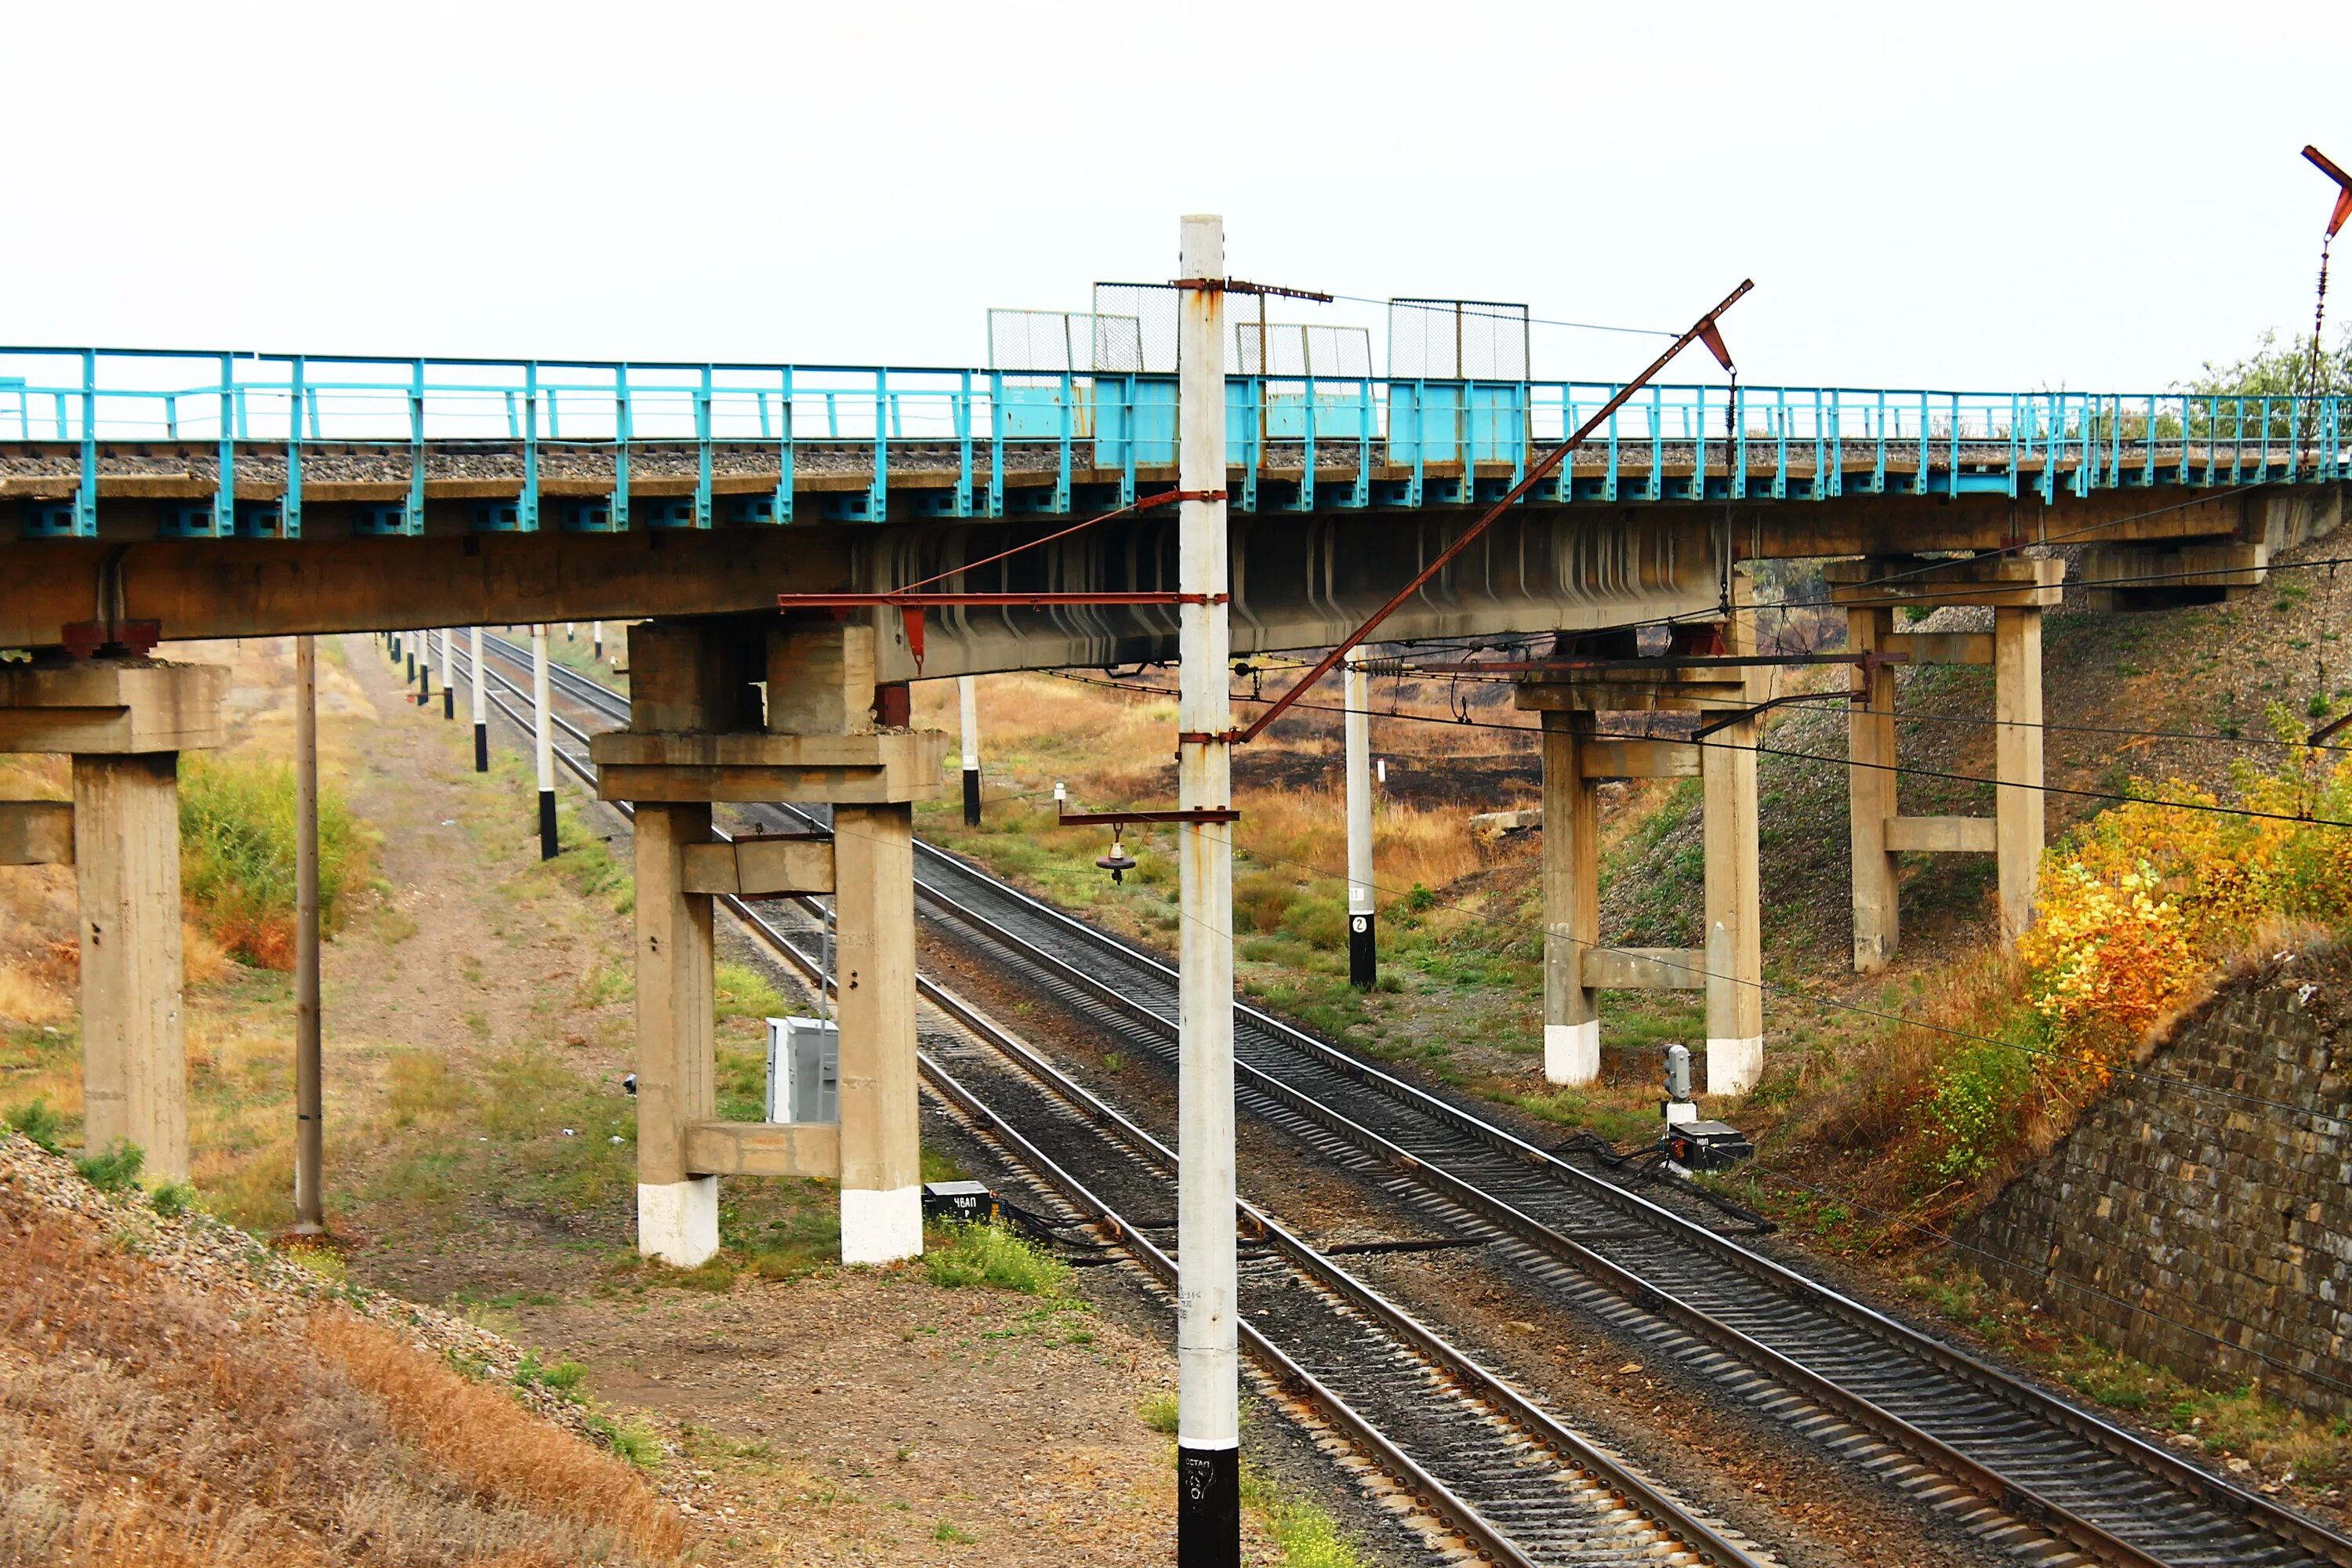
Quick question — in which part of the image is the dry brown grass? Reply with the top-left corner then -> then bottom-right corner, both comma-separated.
0,1182 -> 685,1566
313,1315 -> 684,1561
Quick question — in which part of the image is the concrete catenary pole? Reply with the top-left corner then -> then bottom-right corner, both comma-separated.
532,624 -> 557,858
291,634 -> 325,1234
470,626 -> 488,772
591,620 -> 604,662
958,675 -> 982,826
1344,648 -> 1376,989
1175,212 -> 1239,1567
416,630 -> 430,708
440,628 -> 455,719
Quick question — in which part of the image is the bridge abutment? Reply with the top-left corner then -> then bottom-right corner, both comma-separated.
592,615 -> 943,1269
0,660 -> 226,1181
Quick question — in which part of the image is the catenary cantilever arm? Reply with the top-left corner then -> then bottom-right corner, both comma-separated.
1234,278 -> 1754,743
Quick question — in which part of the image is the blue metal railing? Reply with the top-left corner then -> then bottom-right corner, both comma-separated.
0,347 -> 2341,539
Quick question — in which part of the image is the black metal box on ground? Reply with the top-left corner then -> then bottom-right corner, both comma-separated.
1661,1120 -> 1754,1171
921,1181 -> 1000,1225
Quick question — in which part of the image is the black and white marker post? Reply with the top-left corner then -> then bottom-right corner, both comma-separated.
470,626 -> 488,772
1345,648 -> 1377,989
440,629 -> 456,719
1174,212 -> 1240,1567
958,676 -> 982,826
532,624 -> 557,858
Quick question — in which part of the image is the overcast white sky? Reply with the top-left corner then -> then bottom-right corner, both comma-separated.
9,1 -> 2348,392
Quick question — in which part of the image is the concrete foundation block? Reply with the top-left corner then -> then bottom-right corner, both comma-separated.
840,1183 -> 923,1265
637,1178 -> 720,1267
1708,1035 -> 1764,1098
1544,1020 -> 1599,1087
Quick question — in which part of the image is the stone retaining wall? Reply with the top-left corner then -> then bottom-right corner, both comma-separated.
1957,946 -> 2351,1416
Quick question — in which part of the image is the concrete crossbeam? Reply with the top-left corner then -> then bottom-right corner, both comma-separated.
1825,555 -> 2064,610
1581,947 -> 1705,990
1879,631 -> 1993,666
1885,815 -> 1997,854
0,662 -> 227,753
679,837 -> 834,897
684,1119 -> 840,1179
1579,739 -> 1700,779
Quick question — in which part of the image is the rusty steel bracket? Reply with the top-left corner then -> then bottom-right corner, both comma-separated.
1454,652 -> 1909,677
1232,278 -> 1755,744
1175,729 -> 1243,745
1167,278 -> 1333,303
1058,807 -> 1240,826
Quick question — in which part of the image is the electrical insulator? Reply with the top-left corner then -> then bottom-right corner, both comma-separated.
1096,830 -> 1138,885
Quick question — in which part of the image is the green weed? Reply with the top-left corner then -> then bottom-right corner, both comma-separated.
922,1220 -> 1069,1295
73,1138 -> 144,1192
3,1095 -> 64,1153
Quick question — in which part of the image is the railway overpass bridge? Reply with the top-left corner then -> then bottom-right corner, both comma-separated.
1,340 -> 2344,1265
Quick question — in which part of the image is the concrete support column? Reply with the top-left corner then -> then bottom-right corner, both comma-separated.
532,625 -> 557,859
1344,650 -> 1376,989
469,626 -> 488,771
73,753 -> 191,1181
1701,712 -> 1763,1095
1541,710 -> 1600,1085
1995,605 -> 2044,941
833,801 -> 921,1264
957,676 -> 981,827
1846,604 -> 1900,973
633,800 -> 718,1266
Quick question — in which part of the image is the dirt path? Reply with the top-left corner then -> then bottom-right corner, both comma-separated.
313,635 -> 1243,1566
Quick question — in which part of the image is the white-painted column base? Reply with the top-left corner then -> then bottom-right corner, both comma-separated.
1706,1036 -> 1764,1098
840,1184 -> 923,1265
637,1178 -> 720,1267
1544,1020 -> 1600,1086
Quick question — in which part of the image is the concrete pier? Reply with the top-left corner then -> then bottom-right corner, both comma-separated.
0,661 -> 225,1181
590,616 -> 945,1268
1828,557 -> 2059,967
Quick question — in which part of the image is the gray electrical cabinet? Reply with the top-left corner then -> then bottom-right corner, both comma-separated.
765,1016 -> 839,1124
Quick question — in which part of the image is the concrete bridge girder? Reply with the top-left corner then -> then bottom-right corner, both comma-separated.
0,483 -> 2335,666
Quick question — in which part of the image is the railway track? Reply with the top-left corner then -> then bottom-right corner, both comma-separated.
454,629 -> 2352,1568
437,632 -> 1771,1568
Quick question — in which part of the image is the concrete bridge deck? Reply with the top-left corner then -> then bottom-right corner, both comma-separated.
2,347 -> 2344,675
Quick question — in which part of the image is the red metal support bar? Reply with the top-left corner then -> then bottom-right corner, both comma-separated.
1232,278 -> 1755,743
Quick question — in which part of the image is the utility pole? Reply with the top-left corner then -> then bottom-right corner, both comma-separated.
591,619 -> 604,662
1175,212 -> 1239,1568
532,625 -> 557,858
290,634 -> 324,1235
1344,648 -> 1376,989
470,626 -> 488,771
958,675 -> 982,826
439,629 -> 455,719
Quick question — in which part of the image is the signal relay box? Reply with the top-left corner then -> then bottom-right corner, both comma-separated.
1661,1120 -> 1755,1171
921,1181 -> 1001,1225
